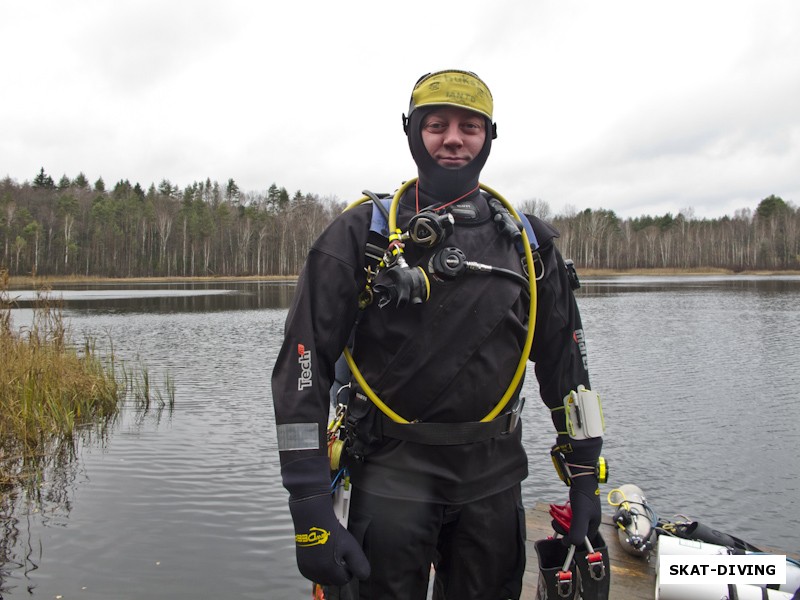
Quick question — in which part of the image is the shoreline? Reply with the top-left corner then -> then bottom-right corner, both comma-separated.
6,269 -> 800,287
6,274 -> 298,287
579,267 -> 800,276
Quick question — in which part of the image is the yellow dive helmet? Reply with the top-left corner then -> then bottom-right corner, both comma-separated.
408,70 -> 494,121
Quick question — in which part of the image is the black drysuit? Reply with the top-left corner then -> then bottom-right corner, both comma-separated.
272,186 -> 597,598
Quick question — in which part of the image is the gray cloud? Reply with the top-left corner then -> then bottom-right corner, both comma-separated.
2,1 -> 798,220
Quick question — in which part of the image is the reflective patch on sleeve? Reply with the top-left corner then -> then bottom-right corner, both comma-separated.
277,423 -> 320,451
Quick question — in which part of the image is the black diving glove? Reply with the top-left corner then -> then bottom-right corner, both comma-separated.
557,436 -> 602,547
566,469 -> 601,546
282,456 -> 370,585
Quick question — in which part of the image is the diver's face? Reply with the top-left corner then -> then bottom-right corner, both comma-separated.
421,107 -> 486,169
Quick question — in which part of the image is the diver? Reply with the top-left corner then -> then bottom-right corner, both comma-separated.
272,69 -> 606,600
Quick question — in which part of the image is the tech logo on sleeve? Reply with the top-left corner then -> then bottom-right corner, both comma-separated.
297,343 -> 313,391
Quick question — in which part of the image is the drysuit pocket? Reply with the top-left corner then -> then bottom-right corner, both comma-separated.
344,386 -> 384,461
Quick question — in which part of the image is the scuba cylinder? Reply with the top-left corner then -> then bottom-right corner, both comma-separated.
607,484 -> 656,556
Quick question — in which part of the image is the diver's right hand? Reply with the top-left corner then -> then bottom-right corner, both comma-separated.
289,492 -> 370,585
281,456 -> 370,585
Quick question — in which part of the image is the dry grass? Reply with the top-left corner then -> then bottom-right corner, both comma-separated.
0,271 -> 123,490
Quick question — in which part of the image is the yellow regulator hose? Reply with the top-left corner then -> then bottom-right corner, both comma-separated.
343,178 -> 537,424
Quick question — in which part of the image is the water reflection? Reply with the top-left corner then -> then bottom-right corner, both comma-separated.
580,274 -> 800,295
7,280 -> 296,313
0,397 -> 174,596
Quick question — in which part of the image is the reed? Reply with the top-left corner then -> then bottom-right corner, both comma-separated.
127,358 -> 176,413
0,271 -> 123,490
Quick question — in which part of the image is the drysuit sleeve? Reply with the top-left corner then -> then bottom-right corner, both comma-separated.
528,216 -> 602,462
271,209 -> 369,468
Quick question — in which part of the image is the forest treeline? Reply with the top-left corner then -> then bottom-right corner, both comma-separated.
2,169 -> 798,278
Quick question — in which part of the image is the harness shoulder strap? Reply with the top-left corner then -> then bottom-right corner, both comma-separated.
518,211 -> 538,252
527,214 -> 560,248
369,197 -> 392,237
365,195 -> 392,267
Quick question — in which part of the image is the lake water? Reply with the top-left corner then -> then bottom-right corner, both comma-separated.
2,276 -> 799,598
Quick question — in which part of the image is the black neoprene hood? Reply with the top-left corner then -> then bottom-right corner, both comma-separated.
406,106 -> 493,202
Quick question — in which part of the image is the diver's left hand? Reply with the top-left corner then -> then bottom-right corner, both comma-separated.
566,472 -> 601,546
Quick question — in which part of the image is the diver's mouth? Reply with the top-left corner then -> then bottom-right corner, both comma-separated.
435,156 -> 470,168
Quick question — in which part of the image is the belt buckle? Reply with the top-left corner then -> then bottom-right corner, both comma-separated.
503,396 -> 526,434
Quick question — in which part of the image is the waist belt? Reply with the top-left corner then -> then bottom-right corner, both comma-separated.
379,397 -> 525,446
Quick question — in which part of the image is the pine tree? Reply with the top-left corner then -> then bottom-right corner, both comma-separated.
73,172 -> 89,189
33,167 -> 55,189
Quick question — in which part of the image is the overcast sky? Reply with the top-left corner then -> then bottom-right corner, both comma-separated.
2,1 -> 798,219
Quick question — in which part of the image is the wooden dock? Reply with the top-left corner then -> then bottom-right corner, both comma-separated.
523,502 -> 656,599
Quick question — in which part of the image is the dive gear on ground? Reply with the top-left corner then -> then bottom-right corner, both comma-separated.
608,483 -> 800,599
